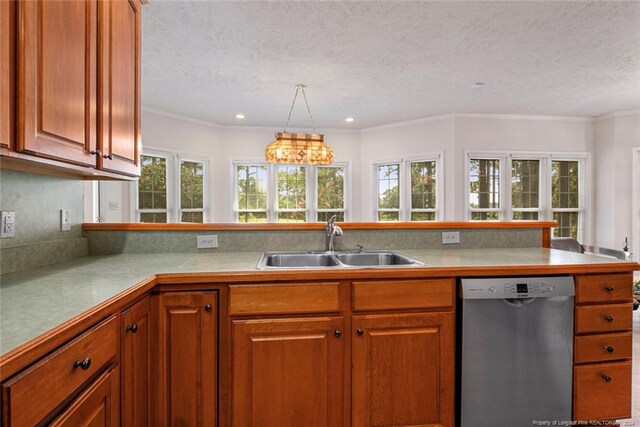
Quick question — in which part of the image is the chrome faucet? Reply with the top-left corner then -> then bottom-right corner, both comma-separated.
325,215 -> 343,252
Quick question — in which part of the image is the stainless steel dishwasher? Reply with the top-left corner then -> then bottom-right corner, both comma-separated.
459,276 -> 574,427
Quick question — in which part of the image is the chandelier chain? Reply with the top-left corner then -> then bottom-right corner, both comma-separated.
283,84 -> 317,133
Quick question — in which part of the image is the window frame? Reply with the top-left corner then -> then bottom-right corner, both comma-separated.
373,152 -> 443,222
465,150 -> 589,241
133,148 -> 210,223
275,164 -> 310,223
231,159 -> 350,223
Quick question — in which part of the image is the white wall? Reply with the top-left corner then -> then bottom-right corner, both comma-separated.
592,111 -> 640,254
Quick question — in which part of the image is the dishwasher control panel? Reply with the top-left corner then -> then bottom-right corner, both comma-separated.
460,276 -> 575,299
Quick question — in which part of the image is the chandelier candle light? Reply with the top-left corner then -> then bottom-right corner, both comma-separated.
265,84 -> 334,165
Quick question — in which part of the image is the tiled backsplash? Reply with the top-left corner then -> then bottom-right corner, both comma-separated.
0,170 -> 87,274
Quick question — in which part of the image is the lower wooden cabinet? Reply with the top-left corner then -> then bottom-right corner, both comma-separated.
50,366 -> 120,427
573,361 -> 632,421
154,291 -> 218,427
352,312 -> 455,427
232,317 -> 345,427
121,297 -> 151,426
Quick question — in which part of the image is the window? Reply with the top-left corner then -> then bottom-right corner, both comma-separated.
376,163 -> 400,221
233,161 -> 349,223
316,166 -> 346,222
466,152 -> 587,240
469,158 -> 500,220
374,154 -> 442,221
551,160 -> 580,238
236,165 -> 268,223
135,150 -> 209,223
138,154 -> 169,223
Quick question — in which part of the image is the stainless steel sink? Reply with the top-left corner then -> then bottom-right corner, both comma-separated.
334,251 -> 423,266
259,252 -> 341,268
257,251 -> 424,269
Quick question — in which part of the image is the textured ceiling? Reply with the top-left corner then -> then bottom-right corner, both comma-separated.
142,1 -> 640,129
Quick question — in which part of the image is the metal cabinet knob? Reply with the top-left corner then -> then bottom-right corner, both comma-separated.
204,304 -> 213,312
602,374 -> 612,382
603,315 -> 614,322
604,346 -> 615,353
126,324 -> 138,333
356,328 -> 364,336
103,153 -> 113,160
90,150 -> 102,156
74,357 -> 91,371
604,285 -> 615,292
334,330 -> 342,338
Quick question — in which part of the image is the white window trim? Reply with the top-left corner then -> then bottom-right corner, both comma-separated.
373,152 -> 443,222
632,147 -> 640,261
231,159 -> 350,223
133,148 -> 210,223
465,150 -> 591,241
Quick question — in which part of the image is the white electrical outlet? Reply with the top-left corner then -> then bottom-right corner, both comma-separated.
60,209 -> 71,231
442,231 -> 460,244
1,211 -> 15,238
197,235 -> 218,249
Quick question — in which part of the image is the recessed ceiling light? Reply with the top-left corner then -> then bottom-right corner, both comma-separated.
235,113 -> 245,119
470,82 -> 485,88
345,117 -> 355,123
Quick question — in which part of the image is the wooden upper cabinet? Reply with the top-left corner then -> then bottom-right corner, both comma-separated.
154,292 -> 217,427
352,312 -> 455,427
0,0 -> 14,150
232,317 -> 345,427
121,297 -> 151,427
98,0 -> 141,176
17,0 -> 97,166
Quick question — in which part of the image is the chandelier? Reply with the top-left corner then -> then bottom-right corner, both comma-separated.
265,84 -> 334,165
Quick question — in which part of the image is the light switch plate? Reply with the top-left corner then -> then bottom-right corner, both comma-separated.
60,209 -> 71,231
197,235 -> 218,249
1,211 -> 15,238
442,231 -> 460,244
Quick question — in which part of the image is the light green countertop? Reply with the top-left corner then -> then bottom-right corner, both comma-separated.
0,248 -> 631,356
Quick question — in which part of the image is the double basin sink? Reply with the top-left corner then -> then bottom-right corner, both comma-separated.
257,251 -> 424,269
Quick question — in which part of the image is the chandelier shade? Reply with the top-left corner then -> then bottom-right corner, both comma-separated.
265,85 -> 334,165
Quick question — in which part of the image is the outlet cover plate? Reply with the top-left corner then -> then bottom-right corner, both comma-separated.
197,235 -> 218,249
442,231 -> 460,244
60,209 -> 71,231
1,211 -> 15,238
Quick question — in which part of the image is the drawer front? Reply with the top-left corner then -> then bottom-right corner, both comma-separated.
352,279 -> 454,311
573,361 -> 632,421
574,332 -> 633,364
229,283 -> 340,315
576,274 -> 633,304
575,304 -> 632,334
2,316 -> 118,427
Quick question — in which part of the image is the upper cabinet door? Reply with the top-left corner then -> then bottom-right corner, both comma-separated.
0,0 -> 14,150
17,0 -> 97,166
98,0 -> 141,177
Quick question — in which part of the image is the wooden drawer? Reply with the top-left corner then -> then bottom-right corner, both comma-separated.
1,316 -> 118,427
229,283 -> 340,315
573,361 -> 632,421
352,279 -> 454,311
575,332 -> 633,364
576,274 -> 633,304
575,304 -> 632,333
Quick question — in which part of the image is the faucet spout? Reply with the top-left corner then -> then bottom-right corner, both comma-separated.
325,215 -> 342,252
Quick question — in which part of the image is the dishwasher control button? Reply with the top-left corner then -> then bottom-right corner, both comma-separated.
488,286 -> 496,293
547,285 -> 555,291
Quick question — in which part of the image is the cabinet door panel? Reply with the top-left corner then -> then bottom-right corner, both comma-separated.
155,292 -> 217,427
50,366 -> 119,427
18,0 -> 97,165
122,297 -> 151,427
0,0 -> 14,149
232,317 -> 344,427
353,312 -> 454,427
98,0 -> 140,176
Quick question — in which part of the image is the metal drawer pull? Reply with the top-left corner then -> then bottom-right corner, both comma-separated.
90,150 -> 102,156
604,285 -> 615,292
103,153 -> 113,160
604,346 -> 615,353
603,315 -> 614,322
356,328 -> 364,336
204,304 -> 213,312
125,324 -> 138,333
602,374 -> 612,382
73,357 -> 91,371
334,330 -> 342,338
